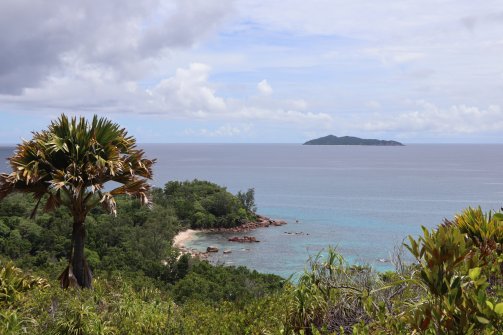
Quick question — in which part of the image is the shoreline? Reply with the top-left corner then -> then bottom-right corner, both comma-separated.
173,229 -> 210,259
173,229 -> 198,249
206,215 -> 287,233
172,215 -> 288,258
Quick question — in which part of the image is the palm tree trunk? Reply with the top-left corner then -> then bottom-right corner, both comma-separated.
72,218 -> 92,288
58,213 -> 93,289
59,215 -> 93,288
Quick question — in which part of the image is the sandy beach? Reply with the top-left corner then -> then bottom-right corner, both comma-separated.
173,229 -> 198,248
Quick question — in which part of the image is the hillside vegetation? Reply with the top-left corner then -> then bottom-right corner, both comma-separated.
1,188 -> 502,334
163,180 -> 257,229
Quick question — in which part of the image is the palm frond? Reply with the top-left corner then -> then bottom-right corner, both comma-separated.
110,178 -> 151,206
99,192 -> 117,216
1,113 -> 155,214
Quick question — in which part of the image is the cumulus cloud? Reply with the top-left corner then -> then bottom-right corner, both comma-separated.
0,0 -> 234,94
257,79 -> 273,95
1,0 -> 502,141
147,63 -> 330,125
1,61 -> 331,127
362,101 -> 503,134
0,0 -> 331,129
237,0 -> 503,106
149,63 -> 227,117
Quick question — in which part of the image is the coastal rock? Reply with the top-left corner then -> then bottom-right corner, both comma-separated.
205,215 -> 288,234
206,246 -> 219,252
284,231 -> 305,235
228,236 -> 259,243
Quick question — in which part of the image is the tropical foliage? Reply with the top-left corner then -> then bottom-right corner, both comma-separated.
0,114 -> 155,288
0,267 -> 289,335
401,207 -> 502,334
163,180 -> 256,228
2,196 -> 501,334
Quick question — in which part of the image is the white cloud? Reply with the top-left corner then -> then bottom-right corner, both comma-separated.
289,99 -> 308,110
1,61 -> 331,127
1,0 -> 502,142
235,107 -> 331,125
0,0 -> 234,94
150,63 -> 227,116
257,79 -> 273,95
362,101 -> 503,134
184,123 -> 253,137
237,0 -> 502,41
147,64 -> 331,125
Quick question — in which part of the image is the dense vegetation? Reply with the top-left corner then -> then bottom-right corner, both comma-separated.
0,115 -> 155,288
0,182 -> 274,286
1,188 -> 501,334
0,189 -> 286,334
163,180 -> 256,229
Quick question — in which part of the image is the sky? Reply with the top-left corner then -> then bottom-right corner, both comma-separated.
1,0 -> 503,143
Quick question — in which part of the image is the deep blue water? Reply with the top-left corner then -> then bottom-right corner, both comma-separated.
2,144 -> 503,277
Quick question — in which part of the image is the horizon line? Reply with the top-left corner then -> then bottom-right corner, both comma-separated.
2,142 -> 503,146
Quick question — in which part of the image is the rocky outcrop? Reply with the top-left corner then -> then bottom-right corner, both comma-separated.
207,215 -> 287,233
228,236 -> 260,243
176,246 -> 209,260
284,231 -> 309,235
175,215 -> 288,258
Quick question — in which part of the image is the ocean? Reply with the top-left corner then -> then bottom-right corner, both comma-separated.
1,144 -> 502,277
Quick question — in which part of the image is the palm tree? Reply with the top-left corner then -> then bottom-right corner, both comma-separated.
0,114 -> 155,288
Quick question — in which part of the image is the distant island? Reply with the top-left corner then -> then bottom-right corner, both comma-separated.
303,135 -> 404,146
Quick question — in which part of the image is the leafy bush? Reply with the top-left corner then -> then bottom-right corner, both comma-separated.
163,180 -> 256,229
285,208 -> 503,334
0,260 -> 48,305
1,267 -> 288,335
287,248 -> 387,334
172,260 -> 284,304
403,208 -> 502,334
0,260 -> 48,335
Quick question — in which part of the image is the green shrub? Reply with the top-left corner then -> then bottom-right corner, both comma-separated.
163,180 -> 255,229
0,260 -> 48,305
404,208 -> 502,334
287,248 -> 383,334
172,260 -> 284,304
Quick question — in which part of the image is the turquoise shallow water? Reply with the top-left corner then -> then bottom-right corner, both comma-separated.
2,144 -> 503,277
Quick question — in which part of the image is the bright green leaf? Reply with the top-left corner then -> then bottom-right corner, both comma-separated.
476,316 -> 490,324
485,300 -> 494,310
468,267 -> 481,281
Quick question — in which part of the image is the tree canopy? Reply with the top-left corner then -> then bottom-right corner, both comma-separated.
0,114 -> 155,288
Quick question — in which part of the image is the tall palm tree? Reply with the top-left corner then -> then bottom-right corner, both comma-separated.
0,114 -> 155,288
